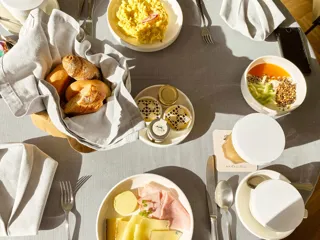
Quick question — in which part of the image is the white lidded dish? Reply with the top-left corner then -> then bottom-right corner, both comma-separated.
232,113 -> 285,165
250,179 -> 305,232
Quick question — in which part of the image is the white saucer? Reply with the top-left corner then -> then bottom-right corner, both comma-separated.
135,85 -> 195,148
0,0 -> 60,34
96,173 -> 194,240
107,0 -> 183,52
235,170 -> 295,240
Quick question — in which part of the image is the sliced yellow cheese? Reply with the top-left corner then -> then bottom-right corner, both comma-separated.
106,218 -> 116,240
122,215 -> 144,240
150,230 -> 183,240
133,218 -> 170,240
107,217 -> 130,240
115,220 -> 128,240
114,191 -> 138,216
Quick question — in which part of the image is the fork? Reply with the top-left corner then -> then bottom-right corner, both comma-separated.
197,0 -> 214,44
60,181 -> 74,240
74,175 -> 91,194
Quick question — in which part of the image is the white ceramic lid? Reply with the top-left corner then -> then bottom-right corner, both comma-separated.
2,0 -> 44,10
232,113 -> 285,165
250,179 -> 305,232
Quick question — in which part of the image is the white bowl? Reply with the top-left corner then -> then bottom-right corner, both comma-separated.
107,0 -> 183,52
96,173 -> 194,240
135,85 -> 195,148
235,170 -> 295,240
241,56 -> 307,117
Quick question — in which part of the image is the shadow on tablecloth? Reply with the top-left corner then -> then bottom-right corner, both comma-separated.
24,136 -> 83,240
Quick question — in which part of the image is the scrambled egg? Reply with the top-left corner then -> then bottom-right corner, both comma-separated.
116,0 -> 168,44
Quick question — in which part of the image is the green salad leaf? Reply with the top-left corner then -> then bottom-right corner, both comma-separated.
248,82 -> 276,105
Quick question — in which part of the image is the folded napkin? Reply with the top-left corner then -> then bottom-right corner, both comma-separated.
220,0 -> 286,41
0,9 -> 145,151
0,143 -> 58,236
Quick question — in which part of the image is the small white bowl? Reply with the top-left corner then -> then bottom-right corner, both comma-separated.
107,0 -> 183,52
96,173 -> 194,240
235,170 -> 295,240
241,56 -> 307,117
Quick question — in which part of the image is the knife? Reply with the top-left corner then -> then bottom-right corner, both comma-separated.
206,155 -> 219,240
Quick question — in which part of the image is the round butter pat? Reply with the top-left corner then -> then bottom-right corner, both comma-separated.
114,191 -> 138,216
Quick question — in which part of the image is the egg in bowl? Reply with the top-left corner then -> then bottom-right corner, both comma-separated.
116,0 -> 169,44
107,0 -> 183,52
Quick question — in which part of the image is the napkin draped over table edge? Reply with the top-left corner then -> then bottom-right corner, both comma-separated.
0,143 -> 58,236
0,9 -> 145,151
220,0 -> 286,41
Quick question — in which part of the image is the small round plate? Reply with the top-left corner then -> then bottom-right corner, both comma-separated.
107,0 -> 183,52
0,0 -> 60,34
235,170 -> 295,240
135,85 -> 195,148
96,173 -> 194,240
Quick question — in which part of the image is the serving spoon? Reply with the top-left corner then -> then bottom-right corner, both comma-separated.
215,180 -> 233,240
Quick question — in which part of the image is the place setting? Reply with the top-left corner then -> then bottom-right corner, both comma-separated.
0,0 -> 319,239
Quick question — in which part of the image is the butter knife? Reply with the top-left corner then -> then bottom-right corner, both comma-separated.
206,155 -> 219,240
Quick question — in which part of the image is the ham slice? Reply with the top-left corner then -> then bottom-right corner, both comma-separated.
137,182 -> 190,230
159,191 -> 191,230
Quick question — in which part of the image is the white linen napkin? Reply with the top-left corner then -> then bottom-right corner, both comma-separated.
0,9 -> 145,151
0,143 -> 58,236
220,0 -> 286,41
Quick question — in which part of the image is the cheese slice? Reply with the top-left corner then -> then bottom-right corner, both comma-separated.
106,219 -> 116,240
133,218 -> 170,240
122,215 -> 144,240
107,217 -> 130,240
115,220 -> 128,240
150,230 -> 183,240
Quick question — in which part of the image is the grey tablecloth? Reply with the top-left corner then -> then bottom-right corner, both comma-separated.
0,0 -> 320,239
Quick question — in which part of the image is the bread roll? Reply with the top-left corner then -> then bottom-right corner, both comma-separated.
45,64 -> 71,96
65,80 -> 111,102
64,81 -> 110,115
62,55 -> 101,81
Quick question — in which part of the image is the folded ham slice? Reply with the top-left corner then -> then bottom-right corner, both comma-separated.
138,182 -> 190,230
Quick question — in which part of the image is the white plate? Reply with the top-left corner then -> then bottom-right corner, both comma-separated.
107,0 -> 183,52
96,173 -> 194,240
235,170 -> 295,240
0,0 -> 60,34
135,85 -> 195,148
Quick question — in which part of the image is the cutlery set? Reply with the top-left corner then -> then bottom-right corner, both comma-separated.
206,155 -> 314,240
59,175 -> 91,239
79,0 -> 95,37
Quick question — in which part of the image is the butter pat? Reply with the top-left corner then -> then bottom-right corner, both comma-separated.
114,191 -> 138,216
151,230 -> 183,240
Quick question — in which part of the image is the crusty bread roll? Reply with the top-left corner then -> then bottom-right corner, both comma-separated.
62,55 -> 101,81
65,80 -> 111,102
64,81 -> 110,115
45,64 -> 71,96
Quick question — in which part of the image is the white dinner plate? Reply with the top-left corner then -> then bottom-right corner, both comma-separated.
0,0 -> 60,34
107,0 -> 183,52
135,85 -> 195,148
235,170 -> 295,240
96,173 -> 194,240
